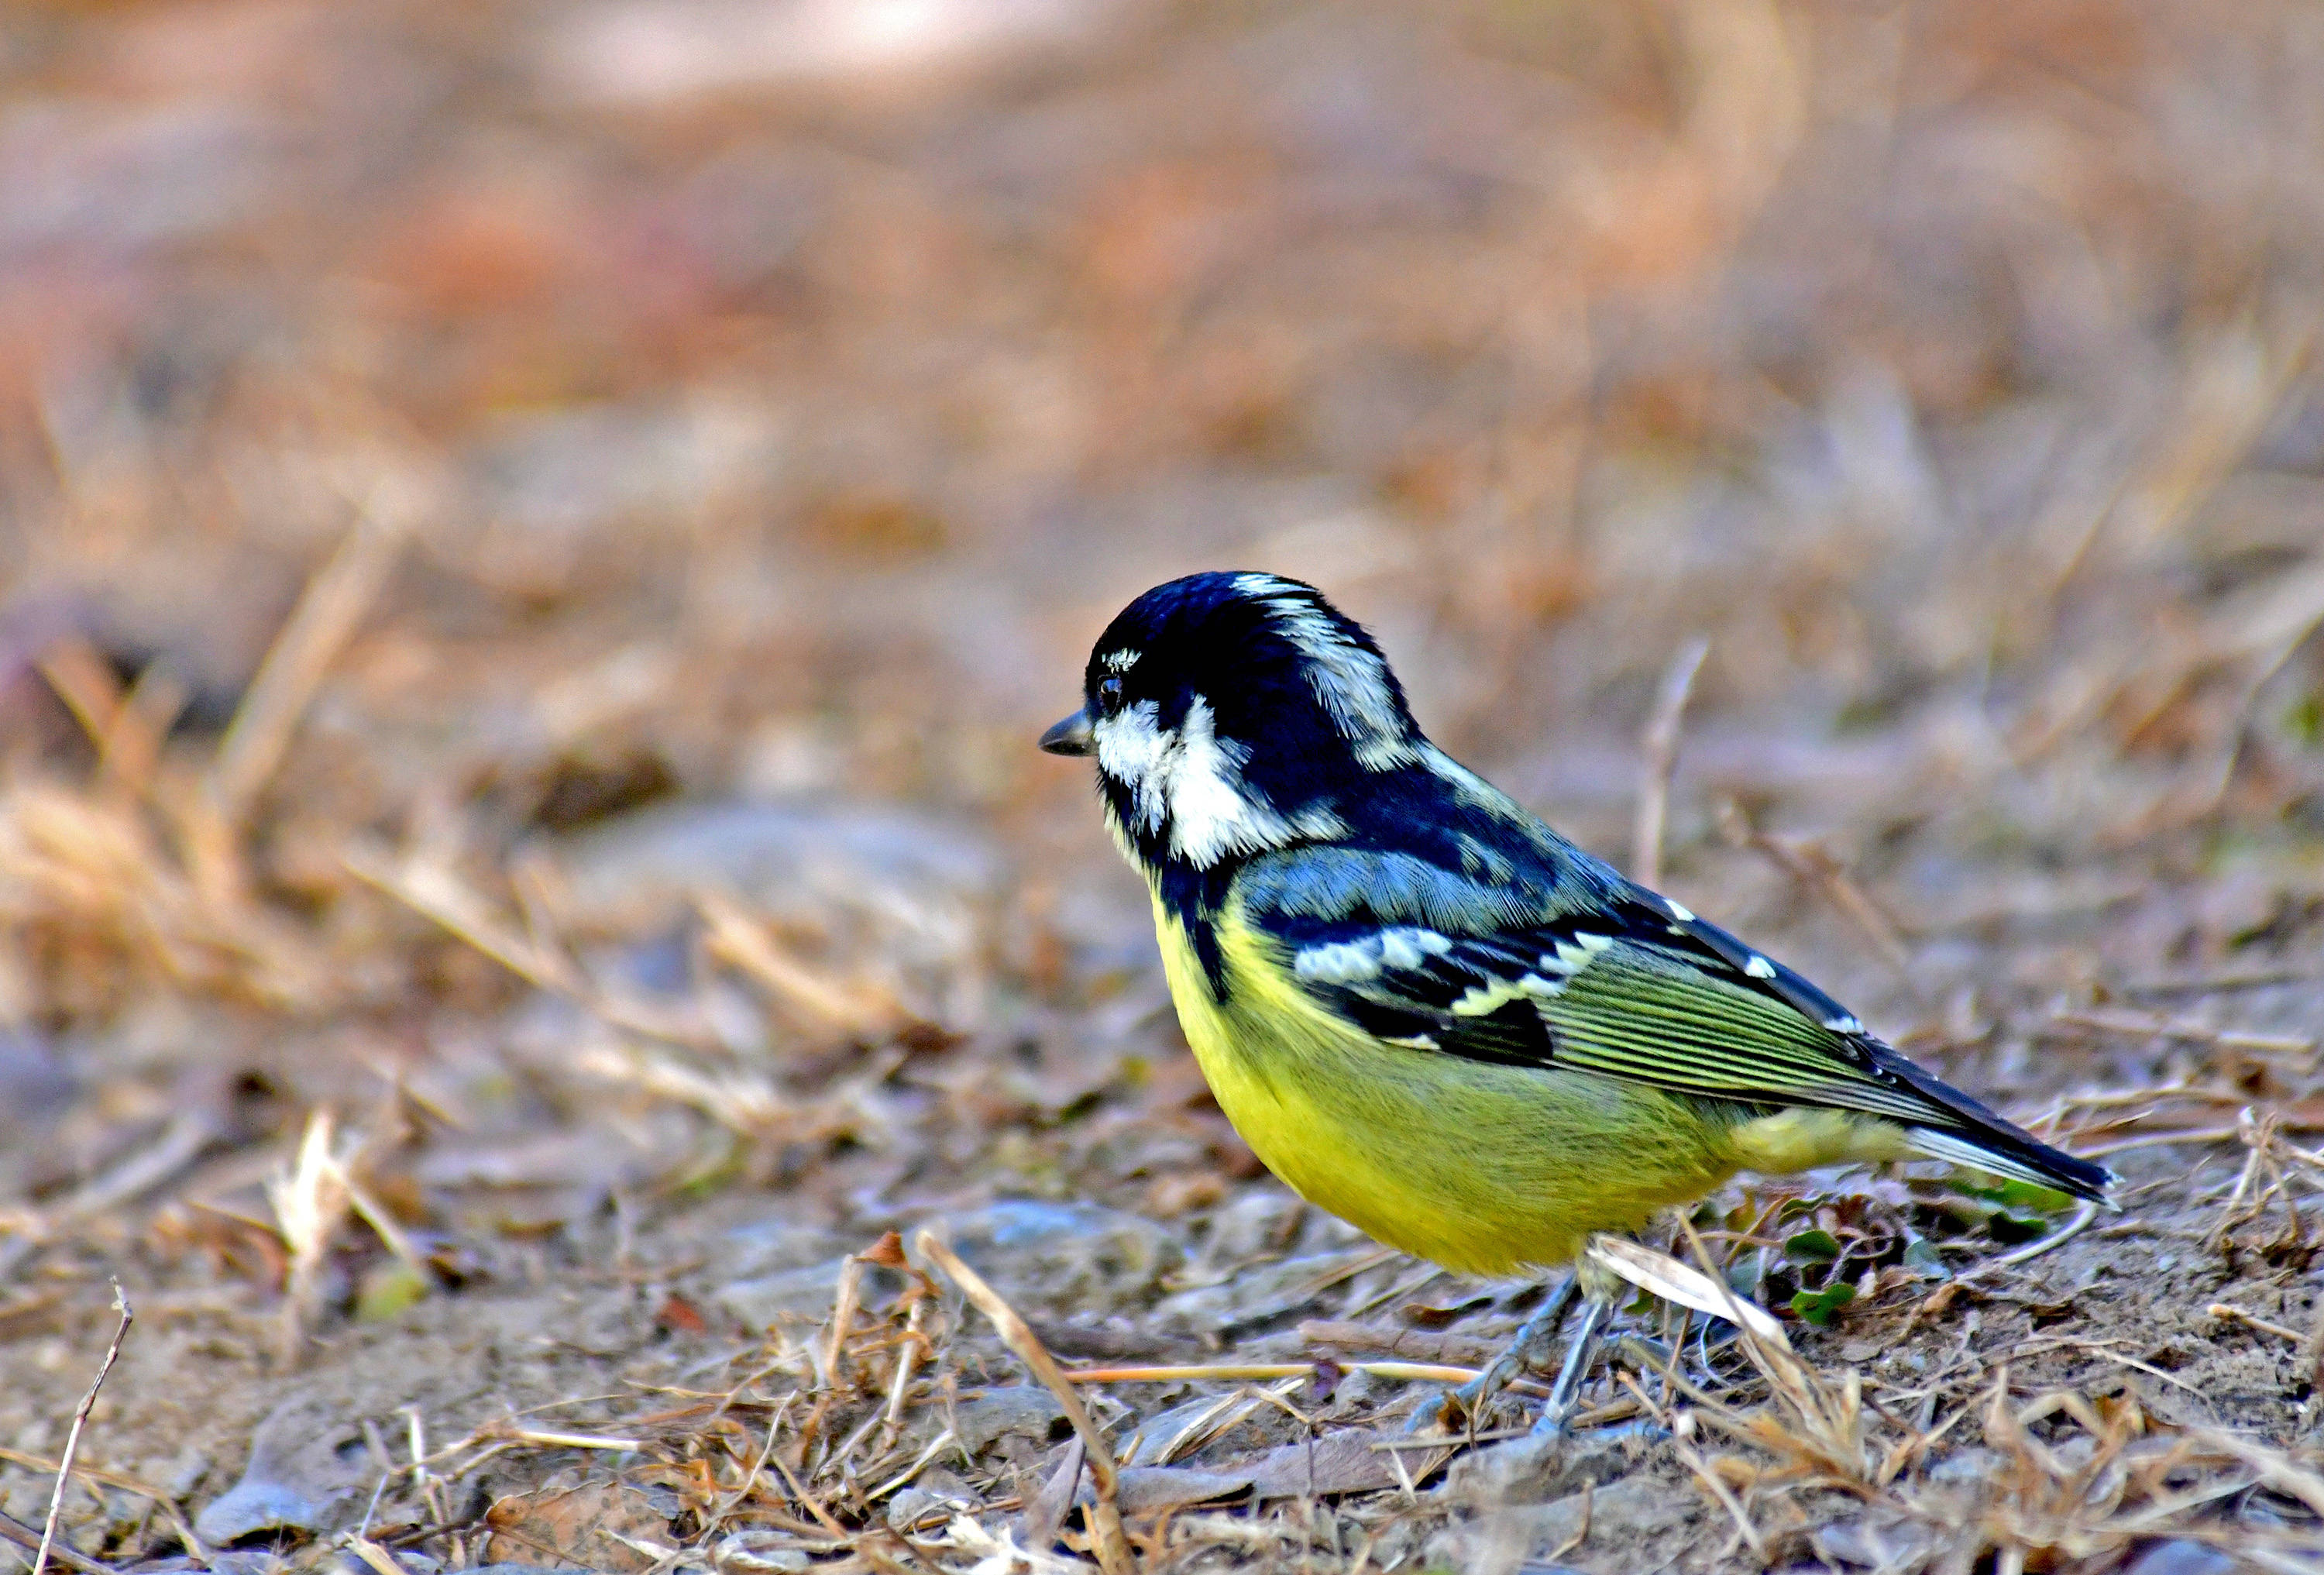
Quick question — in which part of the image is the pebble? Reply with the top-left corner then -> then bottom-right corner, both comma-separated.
193,1395 -> 372,1545
912,1199 -> 1179,1310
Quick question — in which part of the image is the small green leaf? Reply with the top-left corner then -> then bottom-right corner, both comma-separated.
1985,1212 -> 2048,1246
1954,1178 -> 2074,1214
1790,1281 -> 1856,1326
1784,1229 -> 1842,1264
2284,690 -> 2322,747
356,1260 -> 429,1322
1993,1179 -> 2075,1213
1901,1238 -> 1949,1277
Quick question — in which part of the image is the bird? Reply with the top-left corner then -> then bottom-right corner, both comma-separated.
1039,570 -> 2112,1432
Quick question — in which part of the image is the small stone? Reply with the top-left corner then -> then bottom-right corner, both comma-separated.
952,1386 -> 1067,1453
1152,1248 -> 1390,1332
716,1257 -> 857,1329
201,1554 -> 290,1575
913,1200 -> 1178,1311
1204,1189 -> 1306,1262
156,1446 -> 213,1500
712,1530 -> 813,1572
1922,1447 -> 2002,1489
1439,1431 -> 1638,1507
888,1468 -> 979,1532
721,1217 -> 843,1278
321,1556 -> 442,1575
194,1397 -> 373,1545
1815,1512 -> 1938,1569
1429,1476 -> 1666,1566
1123,1396 -> 1240,1467
2121,1541 -> 2240,1575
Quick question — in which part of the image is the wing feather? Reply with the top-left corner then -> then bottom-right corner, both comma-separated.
1239,848 -> 2109,1201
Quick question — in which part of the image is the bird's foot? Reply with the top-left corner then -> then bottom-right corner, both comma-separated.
1405,1274 -> 1579,1434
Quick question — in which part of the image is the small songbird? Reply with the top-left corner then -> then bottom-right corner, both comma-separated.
1041,572 -> 2110,1428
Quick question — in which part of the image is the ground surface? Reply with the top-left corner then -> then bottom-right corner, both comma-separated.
2,2 -> 2323,1572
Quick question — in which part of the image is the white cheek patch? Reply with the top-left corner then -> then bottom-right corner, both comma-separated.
1164,696 -> 1269,865
1095,700 -> 1171,831
1095,693 -> 1345,867
1164,696 -> 1347,865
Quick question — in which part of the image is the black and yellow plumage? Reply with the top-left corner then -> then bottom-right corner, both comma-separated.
1041,573 -> 2107,1367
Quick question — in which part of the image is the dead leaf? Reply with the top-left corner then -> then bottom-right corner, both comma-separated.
483,1477 -> 676,1571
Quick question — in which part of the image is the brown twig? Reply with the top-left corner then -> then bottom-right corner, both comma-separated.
2306,1295 -> 2324,1399
33,635 -> 191,805
1057,1360 -> 1513,1388
31,638 -> 127,763
2047,1006 -> 2313,1058
2205,1304 -> 2306,1344
698,890 -> 906,1039
2122,968 -> 2324,1000
31,1281 -> 132,1575
1670,1419 -> 1767,1560
702,1391 -> 793,1543
1633,637 -> 1710,888
768,1451 -> 848,1542
1298,1320 -> 1500,1369
821,1236 -> 882,1390
1714,798 -> 1913,977
206,511 -> 406,826
912,1229 -> 1136,1575
0,1511 -> 118,1575
1547,1478 -> 1592,1562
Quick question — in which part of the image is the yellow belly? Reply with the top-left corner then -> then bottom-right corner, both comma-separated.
1152,899 -> 1749,1275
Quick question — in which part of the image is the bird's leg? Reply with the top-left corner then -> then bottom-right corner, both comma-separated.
1409,1274 -> 1580,1432
1528,1290 -> 1615,1436
1528,1248 -> 1639,1436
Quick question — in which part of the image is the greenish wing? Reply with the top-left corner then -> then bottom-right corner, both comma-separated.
1262,880 -> 1945,1126
1239,834 -> 2112,1201
1526,941 -> 1933,1121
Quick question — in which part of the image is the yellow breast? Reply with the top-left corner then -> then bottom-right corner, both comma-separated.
1149,896 -> 1747,1275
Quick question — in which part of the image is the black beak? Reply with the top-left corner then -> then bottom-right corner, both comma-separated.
1040,708 -> 1095,756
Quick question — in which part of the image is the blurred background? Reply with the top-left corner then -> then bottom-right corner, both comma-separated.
3,0 -> 2324,1565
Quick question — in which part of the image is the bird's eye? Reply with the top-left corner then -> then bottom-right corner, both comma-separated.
1096,676 -> 1124,713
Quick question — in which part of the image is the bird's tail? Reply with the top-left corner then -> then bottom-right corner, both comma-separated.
1904,1125 -> 2115,1207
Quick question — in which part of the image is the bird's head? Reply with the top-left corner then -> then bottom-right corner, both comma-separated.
1040,572 -> 1425,872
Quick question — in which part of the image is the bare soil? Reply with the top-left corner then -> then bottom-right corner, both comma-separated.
2,2 -> 2323,1572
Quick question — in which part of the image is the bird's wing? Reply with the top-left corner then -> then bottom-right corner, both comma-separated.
1242,849 -> 2108,1198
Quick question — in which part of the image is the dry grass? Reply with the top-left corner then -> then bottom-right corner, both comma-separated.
1,0 -> 2322,1572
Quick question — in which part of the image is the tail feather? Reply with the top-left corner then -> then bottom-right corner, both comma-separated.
1863,1037 -> 2115,1205
1905,1126 -> 2115,1207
